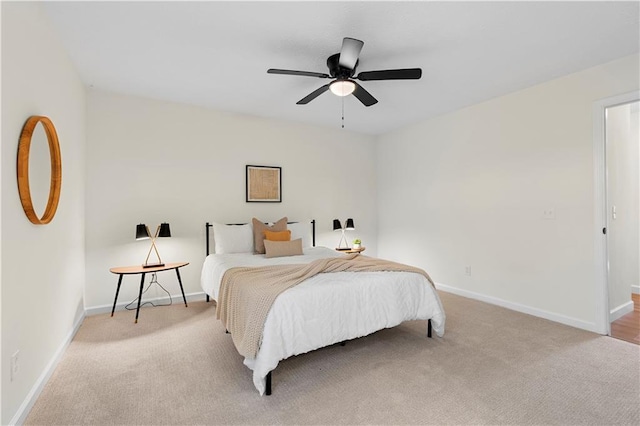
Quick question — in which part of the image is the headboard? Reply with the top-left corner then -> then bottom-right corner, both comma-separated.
205,220 -> 316,257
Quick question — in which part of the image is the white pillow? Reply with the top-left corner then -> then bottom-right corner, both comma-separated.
212,223 -> 254,254
288,221 -> 312,248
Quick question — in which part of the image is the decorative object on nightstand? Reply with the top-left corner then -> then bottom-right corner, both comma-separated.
333,218 -> 355,250
136,222 -> 171,268
353,239 -> 361,249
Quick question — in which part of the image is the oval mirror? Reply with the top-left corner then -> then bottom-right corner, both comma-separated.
17,116 -> 62,224
29,122 -> 52,218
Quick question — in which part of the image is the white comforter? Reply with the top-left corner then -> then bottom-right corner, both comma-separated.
200,247 -> 445,394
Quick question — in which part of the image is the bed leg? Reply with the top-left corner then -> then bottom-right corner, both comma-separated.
266,371 -> 272,395
427,319 -> 432,338
206,294 -> 210,303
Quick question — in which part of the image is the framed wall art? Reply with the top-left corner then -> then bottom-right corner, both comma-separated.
246,165 -> 281,203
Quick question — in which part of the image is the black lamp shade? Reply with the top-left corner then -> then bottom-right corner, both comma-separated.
333,219 -> 342,231
136,224 -> 149,240
158,222 -> 171,238
345,218 -> 355,230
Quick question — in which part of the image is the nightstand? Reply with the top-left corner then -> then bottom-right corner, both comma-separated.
336,247 -> 365,254
109,262 -> 189,323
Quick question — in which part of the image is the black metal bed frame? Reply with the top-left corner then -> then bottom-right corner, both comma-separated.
203,219 -> 431,396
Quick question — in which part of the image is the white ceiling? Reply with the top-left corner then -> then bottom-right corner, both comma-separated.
42,1 -> 639,135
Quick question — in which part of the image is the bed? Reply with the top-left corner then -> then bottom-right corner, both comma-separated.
201,219 -> 445,395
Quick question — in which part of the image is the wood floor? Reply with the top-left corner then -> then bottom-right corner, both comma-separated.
610,293 -> 640,345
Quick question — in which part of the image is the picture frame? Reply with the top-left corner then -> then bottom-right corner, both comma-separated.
246,165 -> 282,203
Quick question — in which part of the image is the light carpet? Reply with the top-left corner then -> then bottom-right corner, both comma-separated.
25,292 -> 640,425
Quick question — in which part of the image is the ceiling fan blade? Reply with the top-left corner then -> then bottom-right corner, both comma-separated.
296,84 -> 331,105
338,37 -> 364,70
352,82 -> 378,107
268,69 -> 330,78
356,68 -> 422,81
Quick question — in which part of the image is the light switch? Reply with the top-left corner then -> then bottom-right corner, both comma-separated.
612,205 -> 617,220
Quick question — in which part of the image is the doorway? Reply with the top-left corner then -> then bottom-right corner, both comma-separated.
593,91 -> 640,338
606,100 -> 639,344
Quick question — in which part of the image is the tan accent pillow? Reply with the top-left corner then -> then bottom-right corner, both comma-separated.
264,230 -> 291,241
264,239 -> 303,258
252,217 -> 288,254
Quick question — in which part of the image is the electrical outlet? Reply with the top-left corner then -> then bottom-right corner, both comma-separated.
465,266 -> 472,276
11,350 -> 19,381
543,208 -> 556,220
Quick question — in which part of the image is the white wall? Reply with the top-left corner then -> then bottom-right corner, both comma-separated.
1,2 -> 86,424
606,102 -> 639,313
0,4 -> 3,422
85,90 -> 377,311
376,54 -> 639,331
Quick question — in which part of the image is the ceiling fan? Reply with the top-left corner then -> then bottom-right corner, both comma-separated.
267,37 -> 422,107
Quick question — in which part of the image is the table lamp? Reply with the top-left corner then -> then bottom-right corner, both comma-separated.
333,218 -> 355,250
136,222 -> 171,268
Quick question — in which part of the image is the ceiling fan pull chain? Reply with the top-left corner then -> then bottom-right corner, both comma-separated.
342,96 -> 345,129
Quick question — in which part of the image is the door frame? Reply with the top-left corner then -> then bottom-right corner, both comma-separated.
593,90 -> 639,335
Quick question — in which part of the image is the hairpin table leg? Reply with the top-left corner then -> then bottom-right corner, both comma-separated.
111,274 -> 123,317
135,273 -> 146,323
175,268 -> 188,307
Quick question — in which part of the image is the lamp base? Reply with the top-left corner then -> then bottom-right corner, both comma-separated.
335,247 -> 352,251
142,262 -> 165,268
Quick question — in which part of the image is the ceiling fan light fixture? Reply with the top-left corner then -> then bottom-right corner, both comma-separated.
330,80 -> 356,97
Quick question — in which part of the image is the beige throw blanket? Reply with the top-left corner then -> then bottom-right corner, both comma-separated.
217,254 -> 435,359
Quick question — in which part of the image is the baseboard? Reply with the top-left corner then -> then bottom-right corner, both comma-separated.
85,291 -> 208,316
435,283 -> 599,334
610,300 -> 634,322
9,311 -> 85,426
631,285 -> 640,295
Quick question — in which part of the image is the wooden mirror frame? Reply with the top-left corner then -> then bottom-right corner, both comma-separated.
17,116 -> 62,224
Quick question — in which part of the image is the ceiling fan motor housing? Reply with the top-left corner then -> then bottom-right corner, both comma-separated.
327,53 -> 357,79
